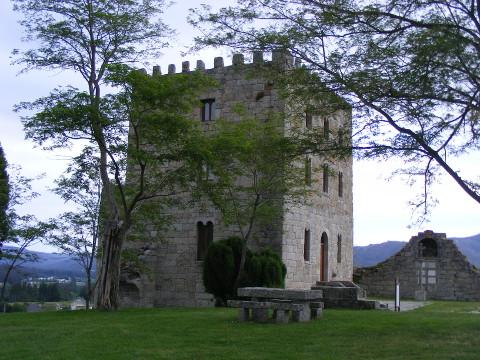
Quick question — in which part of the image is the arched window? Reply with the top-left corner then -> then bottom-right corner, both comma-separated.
337,234 -> 342,263
419,238 -> 438,258
201,99 -> 216,121
304,229 -> 311,261
197,221 -> 213,260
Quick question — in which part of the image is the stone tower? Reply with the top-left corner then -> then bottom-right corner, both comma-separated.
120,52 -> 354,307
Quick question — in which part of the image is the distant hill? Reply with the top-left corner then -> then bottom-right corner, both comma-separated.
354,233 -> 480,268
0,247 -> 92,282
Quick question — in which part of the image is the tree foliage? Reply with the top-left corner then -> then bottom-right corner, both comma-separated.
192,0 -> 480,217
13,0 -> 212,309
0,167 -> 53,308
0,144 -> 9,247
48,151 -> 102,309
198,112 -> 307,290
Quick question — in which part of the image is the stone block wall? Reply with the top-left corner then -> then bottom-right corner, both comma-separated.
120,52 -> 353,307
355,230 -> 480,300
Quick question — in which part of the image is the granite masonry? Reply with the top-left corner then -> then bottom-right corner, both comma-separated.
120,52 -> 354,307
355,230 -> 480,300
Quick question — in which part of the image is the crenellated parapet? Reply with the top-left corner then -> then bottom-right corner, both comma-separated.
148,51 -> 303,76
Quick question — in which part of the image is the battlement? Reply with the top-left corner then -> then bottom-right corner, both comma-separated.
149,51 -> 303,76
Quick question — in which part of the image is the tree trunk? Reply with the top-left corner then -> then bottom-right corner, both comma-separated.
85,272 -> 91,310
96,227 -> 125,310
233,241 -> 248,293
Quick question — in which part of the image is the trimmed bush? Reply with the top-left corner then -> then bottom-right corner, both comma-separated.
244,247 -> 287,288
202,239 -> 236,305
203,237 -> 286,304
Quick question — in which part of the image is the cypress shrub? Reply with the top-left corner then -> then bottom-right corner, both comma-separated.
202,240 -> 236,305
244,247 -> 286,288
203,237 -> 287,304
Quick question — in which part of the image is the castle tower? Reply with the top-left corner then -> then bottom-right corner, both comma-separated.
120,52 -> 354,307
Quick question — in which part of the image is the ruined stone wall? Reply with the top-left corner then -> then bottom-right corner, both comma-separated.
355,230 -> 480,300
121,52 -> 353,307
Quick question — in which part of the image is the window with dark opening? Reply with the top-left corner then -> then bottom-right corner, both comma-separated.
337,234 -> 342,263
323,164 -> 329,193
197,221 -> 213,260
419,238 -> 438,258
201,99 -> 215,122
304,229 -> 311,261
305,157 -> 312,186
338,172 -> 343,198
305,112 -> 312,129
323,118 -> 330,140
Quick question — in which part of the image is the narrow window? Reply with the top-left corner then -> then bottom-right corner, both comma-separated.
201,99 -> 216,122
305,157 -> 312,186
304,229 -> 311,261
338,128 -> 344,147
323,164 -> 329,193
323,118 -> 330,140
337,234 -> 342,263
305,112 -> 312,129
338,171 -> 343,198
196,221 -> 213,260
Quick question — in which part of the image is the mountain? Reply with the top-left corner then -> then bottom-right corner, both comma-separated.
353,241 -> 406,267
0,247 -> 92,281
354,233 -> 480,268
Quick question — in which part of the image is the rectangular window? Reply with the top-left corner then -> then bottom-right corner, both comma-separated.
304,229 -> 311,261
337,235 -> 342,263
201,99 -> 215,122
338,172 -> 343,198
305,157 -> 312,186
323,118 -> 330,140
323,164 -> 329,193
197,221 -> 213,260
305,112 -> 312,129
418,261 -> 437,285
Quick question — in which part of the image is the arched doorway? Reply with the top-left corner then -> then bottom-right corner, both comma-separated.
320,232 -> 328,281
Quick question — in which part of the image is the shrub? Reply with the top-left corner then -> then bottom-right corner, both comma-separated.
203,238 -> 286,305
202,239 -> 237,305
244,247 -> 286,288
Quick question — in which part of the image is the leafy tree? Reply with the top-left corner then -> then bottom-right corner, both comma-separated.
13,0 -> 212,309
0,143 -> 9,250
198,113 -> 307,291
48,151 -> 102,310
0,166 -> 53,311
192,0 -> 480,218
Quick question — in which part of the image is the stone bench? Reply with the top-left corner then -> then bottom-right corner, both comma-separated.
227,299 -> 321,323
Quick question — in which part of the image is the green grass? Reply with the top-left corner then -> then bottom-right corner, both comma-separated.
0,302 -> 479,359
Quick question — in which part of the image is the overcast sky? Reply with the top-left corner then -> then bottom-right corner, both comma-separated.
1,1 -> 479,252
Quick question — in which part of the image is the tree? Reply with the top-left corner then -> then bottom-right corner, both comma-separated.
198,113 -> 307,291
13,0 -> 211,309
0,143 -> 9,250
48,151 -> 102,310
0,166 -> 53,311
191,0 -> 480,218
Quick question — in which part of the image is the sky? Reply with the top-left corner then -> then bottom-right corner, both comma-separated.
0,1 -> 479,252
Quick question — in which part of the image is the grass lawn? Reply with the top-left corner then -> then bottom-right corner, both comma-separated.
0,301 -> 479,359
